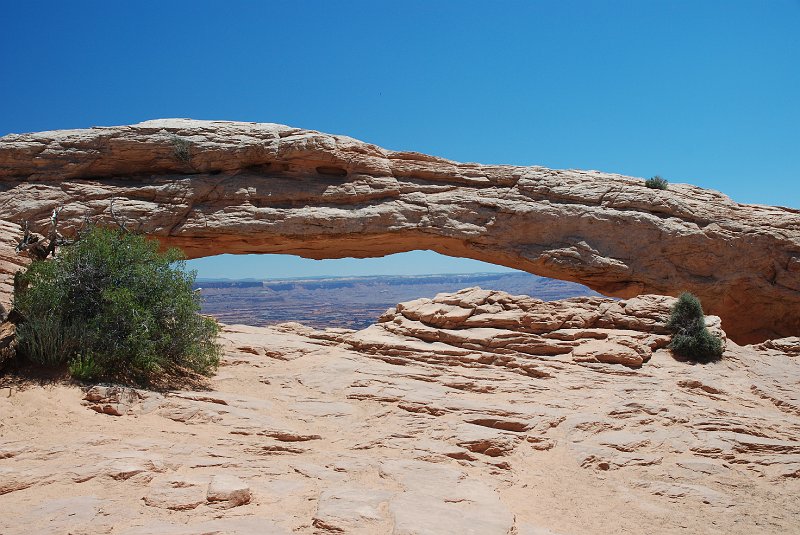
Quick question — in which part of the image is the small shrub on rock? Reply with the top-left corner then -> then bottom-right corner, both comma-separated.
645,176 -> 669,190
171,135 -> 192,163
667,292 -> 723,363
14,226 -> 221,384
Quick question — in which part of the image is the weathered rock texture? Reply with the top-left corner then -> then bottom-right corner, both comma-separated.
2,292 -> 799,534
345,288 -> 723,371
1,119 -> 798,342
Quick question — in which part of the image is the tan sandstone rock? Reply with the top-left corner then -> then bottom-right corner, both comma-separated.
0,119 -> 798,342
343,288 -> 688,373
206,474 -> 251,508
1,291 -> 799,534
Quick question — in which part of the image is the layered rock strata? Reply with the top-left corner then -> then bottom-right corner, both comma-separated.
1,119 -> 798,342
343,287 -> 723,371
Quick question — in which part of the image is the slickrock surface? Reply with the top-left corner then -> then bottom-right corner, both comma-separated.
1,119 -> 799,342
2,290 -> 799,534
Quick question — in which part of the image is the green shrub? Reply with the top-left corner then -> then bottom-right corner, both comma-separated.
15,312 -> 82,367
645,175 -> 669,190
666,292 -> 723,362
14,227 -> 221,383
69,353 -> 99,381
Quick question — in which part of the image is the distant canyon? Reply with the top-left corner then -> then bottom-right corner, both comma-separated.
196,272 -> 599,330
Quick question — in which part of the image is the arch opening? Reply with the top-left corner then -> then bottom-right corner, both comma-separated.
188,251 -> 600,330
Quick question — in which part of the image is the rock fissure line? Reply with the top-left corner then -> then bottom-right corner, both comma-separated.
0,119 -> 799,343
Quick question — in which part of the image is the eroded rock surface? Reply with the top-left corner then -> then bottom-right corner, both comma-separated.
1,291 -> 799,534
1,119 -> 798,342
344,288 -> 694,372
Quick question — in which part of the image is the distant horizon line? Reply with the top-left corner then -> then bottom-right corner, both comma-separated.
195,271 -> 525,283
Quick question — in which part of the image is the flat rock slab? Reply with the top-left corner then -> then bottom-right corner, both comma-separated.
313,486 -> 394,533
207,474 -> 251,508
143,476 -> 208,511
380,460 -> 515,535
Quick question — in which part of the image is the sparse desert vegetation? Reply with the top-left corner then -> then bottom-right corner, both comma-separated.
667,292 -> 723,362
645,175 -> 669,190
171,135 -> 192,163
13,226 -> 220,384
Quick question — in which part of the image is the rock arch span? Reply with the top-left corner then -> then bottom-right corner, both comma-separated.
0,119 -> 798,344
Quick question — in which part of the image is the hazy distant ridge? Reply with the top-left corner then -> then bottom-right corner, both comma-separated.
197,272 -> 599,330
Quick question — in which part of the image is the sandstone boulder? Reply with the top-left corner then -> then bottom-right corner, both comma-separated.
344,288 -> 688,372
206,474 -> 251,508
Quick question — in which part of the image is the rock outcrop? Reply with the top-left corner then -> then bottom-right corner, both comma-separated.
1,119 -> 798,342
339,287 -> 723,372
2,292 -> 799,534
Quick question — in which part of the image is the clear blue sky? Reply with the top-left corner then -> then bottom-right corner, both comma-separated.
2,1 -> 798,279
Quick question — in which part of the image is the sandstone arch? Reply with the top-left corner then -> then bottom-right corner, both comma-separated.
0,119 -> 798,343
